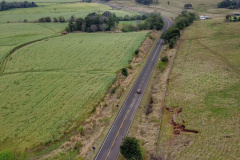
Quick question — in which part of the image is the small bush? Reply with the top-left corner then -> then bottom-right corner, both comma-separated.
78,126 -> 84,135
0,151 -> 14,160
128,65 -> 133,69
121,24 -> 137,32
135,49 -> 139,55
23,19 -> 28,23
122,68 -> 128,77
103,117 -> 110,125
161,56 -> 169,62
74,142 -> 82,151
91,107 -> 96,113
111,85 -> 119,94
158,61 -> 168,72
145,105 -> 153,115
149,35 -> 154,40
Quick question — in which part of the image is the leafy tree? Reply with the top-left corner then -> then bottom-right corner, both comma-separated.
120,137 -> 143,160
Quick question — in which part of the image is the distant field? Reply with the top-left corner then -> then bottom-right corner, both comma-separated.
157,19 -> 240,159
0,23 -> 66,67
0,32 -> 148,151
0,2 -> 138,23
108,0 -> 237,18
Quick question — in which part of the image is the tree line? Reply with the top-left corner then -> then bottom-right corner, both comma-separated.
121,13 -> 164,32
39,16 -> 66,23
161,12 -> 196,48
218,0 -> 240,9
0,1 -> 37,11
66,11 -> 119,32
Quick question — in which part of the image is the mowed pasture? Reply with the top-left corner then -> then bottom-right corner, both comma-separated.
0,23 -> 66,67
0,2 -> 138,23
157,19 -> 240,159
0,32 -> 148,151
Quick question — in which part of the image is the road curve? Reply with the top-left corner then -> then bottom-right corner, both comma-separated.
95,18 -> 172,160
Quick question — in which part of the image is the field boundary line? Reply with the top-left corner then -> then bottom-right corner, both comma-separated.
0,35 -> 62,75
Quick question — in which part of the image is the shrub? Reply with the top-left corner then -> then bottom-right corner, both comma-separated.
122,68 -> 128,77
0,151 -> 14,160
59,16 -> 66,23
158,61 -> 168,72
121,24 -> 137,32
78,126 -> 84,135
74,142 -> 82,151
53,17 -> 59,22
91,107 -> 96,113
145,105 -> 153,115
184,3 -> 192,9
23,19 -> 28,23
149,35 -> 154,40
135,49 -> 139,55
111,85 -> 119,94
161,56 -> 169,63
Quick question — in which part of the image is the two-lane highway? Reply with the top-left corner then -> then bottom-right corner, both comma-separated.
95,18 -> 172,160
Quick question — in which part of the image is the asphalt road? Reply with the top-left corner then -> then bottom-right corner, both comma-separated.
95,18 -> 172,160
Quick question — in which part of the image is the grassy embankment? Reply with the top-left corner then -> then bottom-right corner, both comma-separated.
157,18 -> 240,159
0,31 -> 148,152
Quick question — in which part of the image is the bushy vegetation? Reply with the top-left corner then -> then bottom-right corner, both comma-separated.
226,15 -> 240,21
218,0 -> 240,9
158,56 -> 168,72
0,1 -> 37,11
120,137 -> 143,160
184,3 -> 192,9
66,11 -> 118,32
162,12 -> 196,48
118,14 -> 149,21
135,0 -> 153,5
122,68 -> 128,76
38,16 -> 66,23
0,32 -> 148,151
122,13 -> 164,32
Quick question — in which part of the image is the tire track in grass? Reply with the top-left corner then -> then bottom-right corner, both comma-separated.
196,39 -> 240,75
0,35 -> 62,75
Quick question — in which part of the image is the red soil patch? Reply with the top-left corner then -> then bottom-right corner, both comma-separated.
165,106 -> 198,135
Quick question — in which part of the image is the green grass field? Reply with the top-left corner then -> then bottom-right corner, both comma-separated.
0,23 -> 67,67
0,32 -> 148,152
157,19 -> 240,159
0,2 -> 138,23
